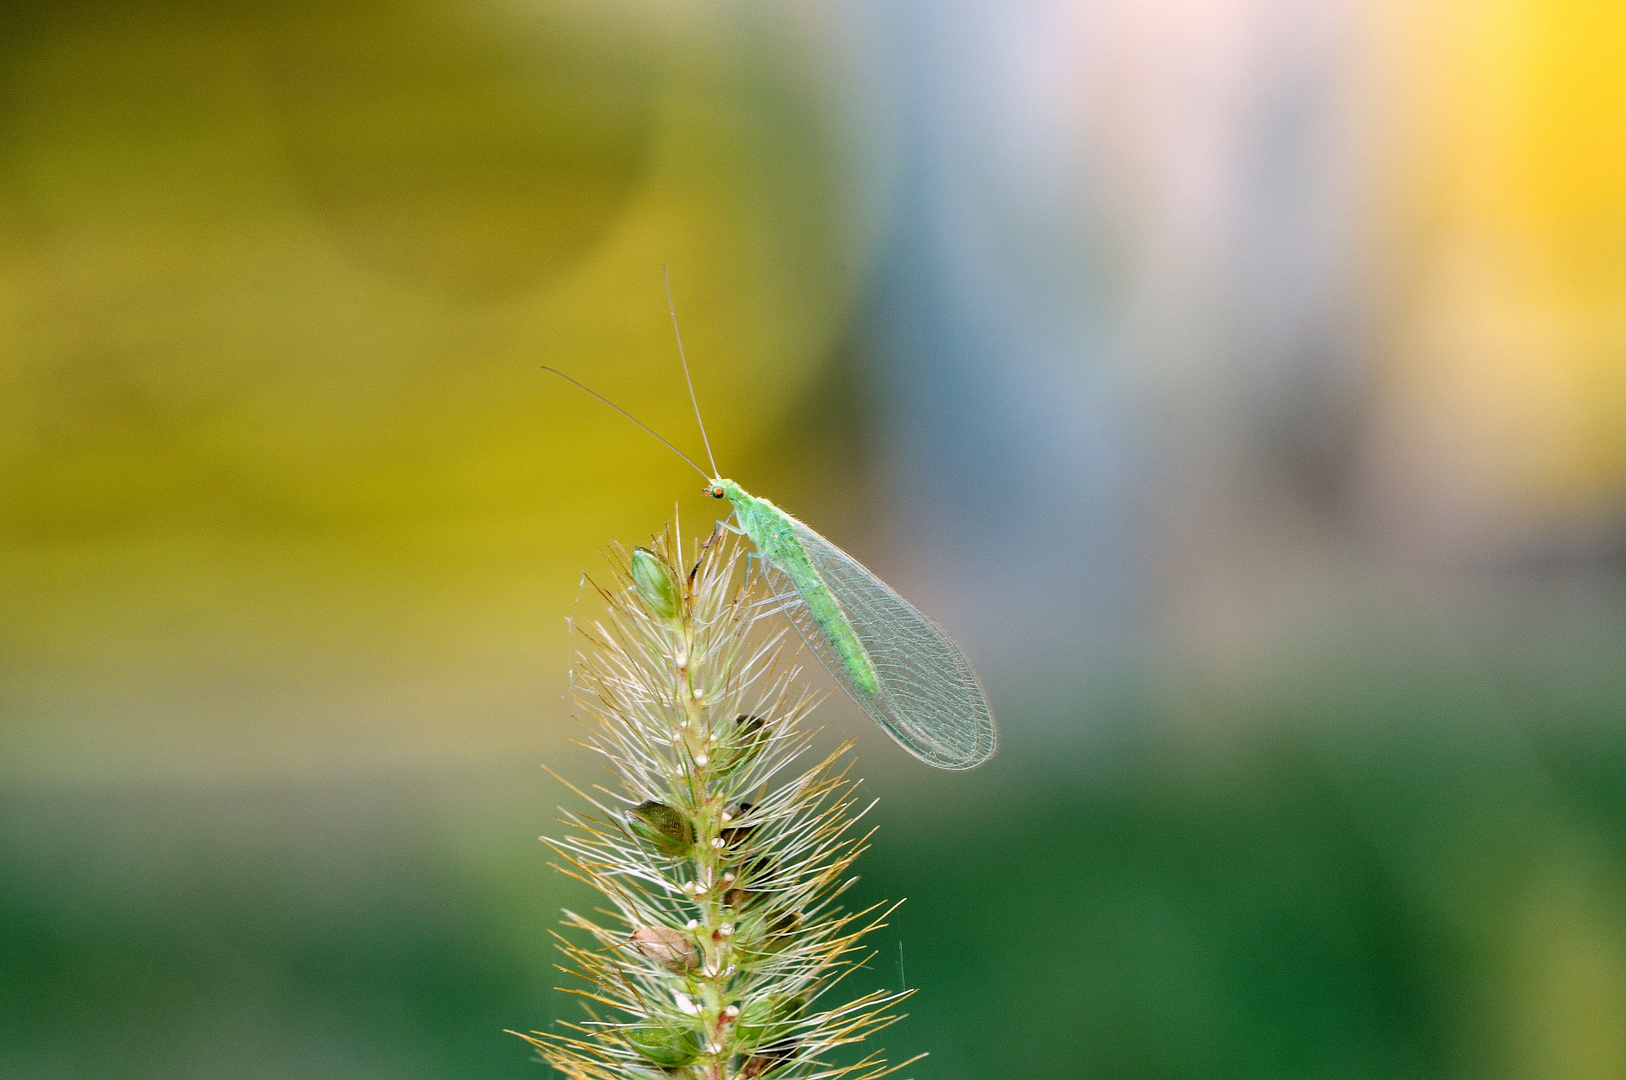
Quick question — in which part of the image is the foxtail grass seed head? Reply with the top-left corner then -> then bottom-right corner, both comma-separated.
510,516 -> 921,1080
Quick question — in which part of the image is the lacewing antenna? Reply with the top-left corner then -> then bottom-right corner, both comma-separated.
663,265 -> 721,478
540,365 -> 711,481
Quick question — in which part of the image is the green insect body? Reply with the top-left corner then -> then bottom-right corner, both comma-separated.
540,287 -> 997,769
707,477 -> 996,770
718,480 -> 881,697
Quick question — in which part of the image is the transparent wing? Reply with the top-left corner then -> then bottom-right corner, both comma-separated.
760,520 -> 997,770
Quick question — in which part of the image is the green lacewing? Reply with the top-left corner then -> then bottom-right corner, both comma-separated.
542,277 -> 996,770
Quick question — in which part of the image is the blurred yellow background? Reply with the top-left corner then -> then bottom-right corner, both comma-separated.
3,2 -> 1625,1079
1362,0 -> 1626,552
1,0 -> 868,782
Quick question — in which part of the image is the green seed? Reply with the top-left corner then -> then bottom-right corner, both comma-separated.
733,993 -> 803,1048
734,908 -> 800,956
630,546 -> 681,620
624,800 -> 693,856
623,1023 -> 703,1067
742,1037 -> 799,1077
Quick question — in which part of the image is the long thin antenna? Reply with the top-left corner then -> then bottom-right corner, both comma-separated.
540,366 -> 711,480
663,265 -> 720,478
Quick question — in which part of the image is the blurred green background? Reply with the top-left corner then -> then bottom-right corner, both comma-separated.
4,1 -> 1626,1078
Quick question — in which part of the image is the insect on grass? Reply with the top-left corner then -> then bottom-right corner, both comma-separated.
542,271 -> 997,771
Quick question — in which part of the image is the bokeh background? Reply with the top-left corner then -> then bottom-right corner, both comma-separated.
4,1 -> 1626,1077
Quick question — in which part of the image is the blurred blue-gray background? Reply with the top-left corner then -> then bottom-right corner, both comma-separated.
4,1 -> 1626,1077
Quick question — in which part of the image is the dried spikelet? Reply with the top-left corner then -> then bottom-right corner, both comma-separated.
509,514 -> 921,1080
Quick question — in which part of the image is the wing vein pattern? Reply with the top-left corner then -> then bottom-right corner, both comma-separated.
762,521 -> 997,770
